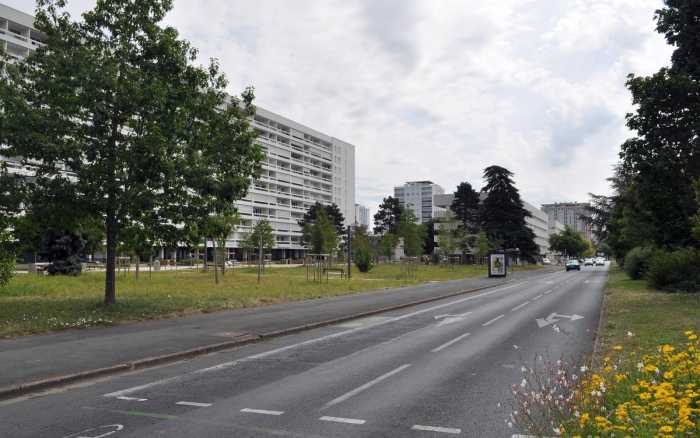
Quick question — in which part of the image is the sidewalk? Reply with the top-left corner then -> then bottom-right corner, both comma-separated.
0,268 -> 556,395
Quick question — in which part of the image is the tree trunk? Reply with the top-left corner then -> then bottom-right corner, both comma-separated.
104,217 -> 117,305
135,253 -> 140,279
213,239 -> 219,285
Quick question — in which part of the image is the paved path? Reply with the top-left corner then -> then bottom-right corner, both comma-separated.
0,268 -> 553,390
0,265 -> 607,437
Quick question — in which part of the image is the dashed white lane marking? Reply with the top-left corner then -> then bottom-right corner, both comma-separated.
510,301 -> 529,312
431,332 -> 471,353
240,408 -> 284,416
322,364 -> 411,409
104,281 -> 528,398
543,289 -> 553,295
319,416 -> 366,425
411,424 -> 461,434
531,294 -> 543,301
482,314 -> 505,326
176,401 -> 212,407
116,396 -> 147,402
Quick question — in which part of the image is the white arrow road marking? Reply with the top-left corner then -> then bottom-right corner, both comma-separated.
412,425 -> 461,434
434,312 -> 473,327
536,313 -> 584,328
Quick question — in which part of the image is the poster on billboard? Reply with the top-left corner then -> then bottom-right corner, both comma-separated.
488,252 -> 507,277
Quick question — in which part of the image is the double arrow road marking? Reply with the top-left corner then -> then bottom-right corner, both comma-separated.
536,312 -> 584,328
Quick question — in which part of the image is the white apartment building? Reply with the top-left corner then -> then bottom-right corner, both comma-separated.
0,3 -> 45,61
354,204 -> 369,228
541,202 -> 593,242
1,4 -> 356,261
523,201 -> 550,257
394,181 -> 444,224
234,107 -> 355,259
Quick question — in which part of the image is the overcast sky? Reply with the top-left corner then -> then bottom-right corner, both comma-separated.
7,0 -> 673,215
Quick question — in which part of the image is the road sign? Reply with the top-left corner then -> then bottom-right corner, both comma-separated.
536,313 -> 584,328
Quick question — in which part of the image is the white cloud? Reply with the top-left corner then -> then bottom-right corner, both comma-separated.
6,0 -> 673,216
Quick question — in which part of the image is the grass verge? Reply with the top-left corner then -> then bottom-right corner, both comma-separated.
597,265 -> 700,356
0,263 -> 541,337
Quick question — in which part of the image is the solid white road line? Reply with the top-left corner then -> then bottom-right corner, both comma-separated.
531,294 -> 543,301
319,416 -> 366,425
176,401 -> 212,407
241,408 -> 285,416
543,289 -> 553,295
412,424 -> 461,434
482,314 -> 505,326
105,281 -> 529,398
431,332 -> 471,353
116,396 -> 147,402
322,364 -> 411,409
510,301 -> 529,312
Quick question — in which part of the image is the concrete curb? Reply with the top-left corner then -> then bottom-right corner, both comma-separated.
0,279 -> 511,400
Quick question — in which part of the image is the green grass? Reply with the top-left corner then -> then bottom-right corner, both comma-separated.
598,264 -> 700,356
0,263 -> 541,338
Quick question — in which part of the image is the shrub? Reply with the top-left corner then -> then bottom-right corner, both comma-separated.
0,231 -> 14,288
647,248 -> 700,293
353,227 -> 374,273
623,246 -> 655,280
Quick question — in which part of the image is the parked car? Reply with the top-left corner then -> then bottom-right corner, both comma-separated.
595,257 -> 605,266
542,257 -> 551,265
566,259 -> 581,271
584,258 -> 594,266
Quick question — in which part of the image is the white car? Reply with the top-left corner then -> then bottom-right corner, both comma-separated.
584,258 -> 594,266
542,257 -> 551,265
595,257 -> 605,266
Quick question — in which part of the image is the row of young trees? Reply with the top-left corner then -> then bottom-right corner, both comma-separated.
375,166 -> 538,262
584,1 -> 700,291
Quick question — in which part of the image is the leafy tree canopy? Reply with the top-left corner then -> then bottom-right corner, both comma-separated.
451,181 -> 480,234
298,202 -> 345,245
0,0 -> 263,304
480,165 -> 538,259
373,196 -> 402,235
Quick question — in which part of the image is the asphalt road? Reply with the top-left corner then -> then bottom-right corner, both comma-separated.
0,265 -> 608,438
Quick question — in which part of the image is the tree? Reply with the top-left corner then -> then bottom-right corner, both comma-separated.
474,230 -> 492,258
0,229 -> 14,288
0,0 -> 263,304
299,202 -> 345,245
352,226 -> 374,272
423,220 -> 436,255
616,1 -> 700,250
204,213 -> 239,282
378,233 -> 398,258
43,230 -> 85,276
397,208 -> 425,257
306,208 -> 338,255
451,182 -> 481,234
373,196 -> 402,235
436,226 -> 459,260
242,219 -> 275,257
480,166 -> 538,260
549,226 -> 588,258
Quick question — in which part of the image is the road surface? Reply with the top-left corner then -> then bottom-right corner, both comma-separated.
0,265 -> 608,437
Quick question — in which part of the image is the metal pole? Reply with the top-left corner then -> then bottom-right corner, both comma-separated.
347,226 -> 352,279
257,233 -> 262,283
